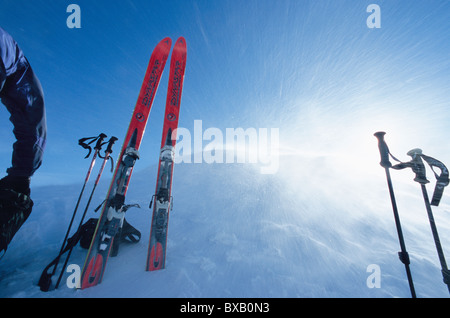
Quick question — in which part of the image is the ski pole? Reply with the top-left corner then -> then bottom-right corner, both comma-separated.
55,136 -> 118,289
374,132 -> 417,298
403,149 -> 450,294
38,133 -> 107,292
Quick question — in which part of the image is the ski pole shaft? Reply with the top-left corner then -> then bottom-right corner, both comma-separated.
62,133 -> 107,251
420,184 -> 450,294
374,132 -> 417,298
55,136 -> 118,289
385,167 -> 417,298
53,134 -> 107,269
38,133 -> 107,292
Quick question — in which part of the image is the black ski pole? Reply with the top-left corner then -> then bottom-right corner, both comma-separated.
54,136 -> 118,289
403,149 -> 450,294
374,132 -> 417,298
38,133 -> 107,292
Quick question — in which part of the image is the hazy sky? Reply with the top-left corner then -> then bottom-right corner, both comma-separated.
1,0 -> 449,186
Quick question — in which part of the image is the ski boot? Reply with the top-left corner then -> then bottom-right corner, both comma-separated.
0,176 -> 33,255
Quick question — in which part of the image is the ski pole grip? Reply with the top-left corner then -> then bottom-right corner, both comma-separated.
94,133 -> 108,151
406,148 -> 429,185
106,137 -> 118,154
374,131 -> 392,168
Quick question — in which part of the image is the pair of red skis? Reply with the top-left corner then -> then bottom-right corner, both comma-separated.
80,37 -> 186,289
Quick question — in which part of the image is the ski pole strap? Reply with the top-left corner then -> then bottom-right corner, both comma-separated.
38,218 -> 95,291
421,154 -> 449,206
392,149 -> 429,185
78,133 -> 107,159
393,150 -> 449,206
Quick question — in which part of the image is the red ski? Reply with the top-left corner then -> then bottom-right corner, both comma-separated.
80,37 -> 172,289
146,37 -> 187,271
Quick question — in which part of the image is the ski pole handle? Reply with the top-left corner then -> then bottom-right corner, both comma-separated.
406,148 -> 429,185
94,133 -> 108,151
374,131 -> 392,168
103,136 -> 118,172
105,136 -> 118,155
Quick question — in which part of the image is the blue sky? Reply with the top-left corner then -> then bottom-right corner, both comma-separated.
1,0 -> 450,186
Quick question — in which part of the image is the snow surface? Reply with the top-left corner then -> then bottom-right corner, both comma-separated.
1,153 -> 450,298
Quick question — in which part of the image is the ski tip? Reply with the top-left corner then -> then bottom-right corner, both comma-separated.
175,36 -> 187,48
159,37 -> 172,48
